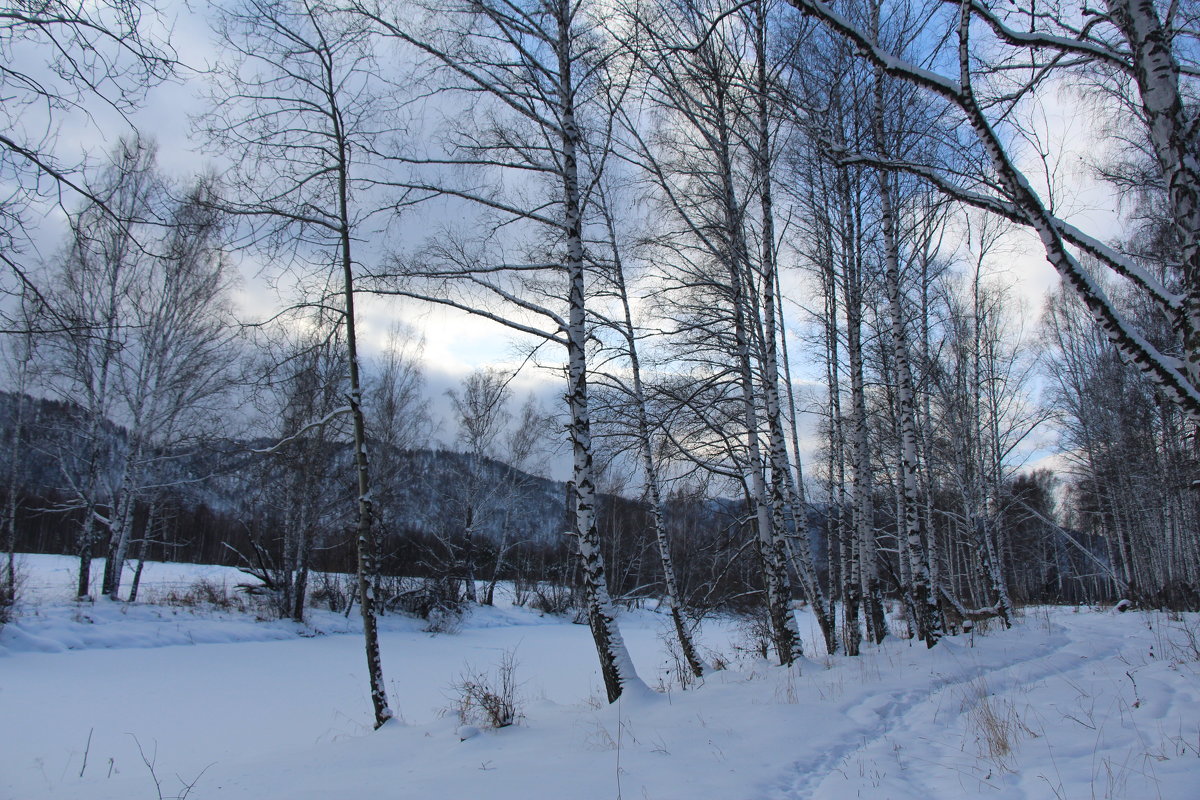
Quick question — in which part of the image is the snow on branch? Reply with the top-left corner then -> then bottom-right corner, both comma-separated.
836,152 -> 1184,312
249,406 -> 353,454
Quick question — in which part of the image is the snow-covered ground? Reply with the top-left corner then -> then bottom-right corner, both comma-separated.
2,554 -> 1198,800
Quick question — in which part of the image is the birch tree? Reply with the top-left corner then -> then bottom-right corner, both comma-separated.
861,0 -> 948,645
745,0 -> 838,654
783,48 -> 857,653
356,0 -> 649,702
1045,277 -> 1200,606
2,290 -> 38,613
612,0 -> 807,664
244,317 -> 352,622
44,137 -> 160,598
202,0 -> 397,728
447,368 -> 514,604
778,17 -> 883,653
101,179 -> 236,600
366,325 -> 432,588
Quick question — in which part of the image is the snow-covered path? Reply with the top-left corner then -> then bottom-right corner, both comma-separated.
2,556 -> 1198,800
771,612 -> 1194,799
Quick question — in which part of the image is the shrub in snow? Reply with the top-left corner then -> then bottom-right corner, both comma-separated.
310,572 -> 353,612
731,615 -> 773,661
160,578 -> 248,613
447,648 -> 521,730
658,619 -> 714,689
0,566 -> 18,630
527,581 -> 582,617
424,605 -> 463,635
389,576 -> 467,632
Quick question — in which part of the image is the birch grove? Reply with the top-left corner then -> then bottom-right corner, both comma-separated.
3,0 -> 1200,732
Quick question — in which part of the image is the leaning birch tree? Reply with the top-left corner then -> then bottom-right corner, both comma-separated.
590,181 -> 706,677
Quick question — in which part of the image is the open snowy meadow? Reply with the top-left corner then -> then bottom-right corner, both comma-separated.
2,554 -> 1198,800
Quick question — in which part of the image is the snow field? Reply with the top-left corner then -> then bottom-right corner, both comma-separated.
2,554 -> 1198,799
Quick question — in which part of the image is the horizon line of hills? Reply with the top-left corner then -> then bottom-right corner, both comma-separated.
0,390 -> 773,578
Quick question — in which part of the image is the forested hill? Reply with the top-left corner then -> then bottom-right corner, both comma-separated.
0,391 -> 571,567
0,390 -> 812,607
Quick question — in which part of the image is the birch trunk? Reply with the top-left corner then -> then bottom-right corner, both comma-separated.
334,108 -> 392,728
872,65 -> 941,646
849,298 -> 886,644
75,438 -> 106,597
103,438 -> 147,600
127,499 -> 157,603
292,512 -> 314,623
604,204 -> 705,678
819,209 -> 848,653
75,291 -> 123,599
752,0 -> 837,655
836,165 -> 870,653
916,238 -> 947,632
557,9 -> 643,701
5,347 -> 31,595
463,504 -> 478,604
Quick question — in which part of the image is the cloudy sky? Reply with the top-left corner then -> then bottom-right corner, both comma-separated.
11,0 -> 1130,483
11,0 -> 570,463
